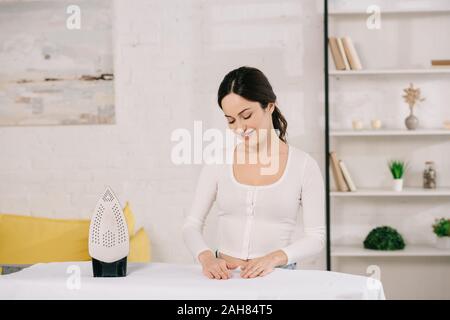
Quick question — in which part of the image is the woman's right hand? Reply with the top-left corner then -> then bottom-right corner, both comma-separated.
217,252 -> 248,271
198,250 -> 237,280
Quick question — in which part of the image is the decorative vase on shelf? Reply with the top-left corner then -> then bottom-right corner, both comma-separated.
393,178 -> 403,191
371,119 -> 382,130
423,161 -> 437,189
402,83 -> 425,131
352,119 -> 364,130
405,109 -> 419,130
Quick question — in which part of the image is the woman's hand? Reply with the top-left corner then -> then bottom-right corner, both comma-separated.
218,252 -> 248,271
198,250 -> 237,280
240,250 -> 288,279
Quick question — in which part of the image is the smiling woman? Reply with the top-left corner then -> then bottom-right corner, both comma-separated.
218,66 -> 288,144
182,66 -> 325,280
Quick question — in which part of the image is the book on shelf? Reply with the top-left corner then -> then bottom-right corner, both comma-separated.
329,151 -> 350,192
339,160 -> 357,191
336,38 -> 351,70
328,36 -> 363,71
431,59 -> 450,67
342,36 -> 362,70
328,37 -> 346,70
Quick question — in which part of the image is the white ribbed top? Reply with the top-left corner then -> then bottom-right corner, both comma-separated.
182,144 -> 326,265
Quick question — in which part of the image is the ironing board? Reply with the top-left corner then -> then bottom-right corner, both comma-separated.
0,261 -> 386,300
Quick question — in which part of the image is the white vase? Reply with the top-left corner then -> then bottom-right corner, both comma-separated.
393,178 -> 403,191
435,236 -> 450,250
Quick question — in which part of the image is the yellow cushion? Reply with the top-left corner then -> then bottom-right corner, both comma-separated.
129,227 -> 151,262
0,202 -> 150,265
123,201 -> 135,236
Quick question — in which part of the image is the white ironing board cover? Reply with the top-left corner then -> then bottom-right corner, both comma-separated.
0,262 -> 386,300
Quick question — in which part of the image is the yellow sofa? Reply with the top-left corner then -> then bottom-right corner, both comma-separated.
0,202 -> 151,272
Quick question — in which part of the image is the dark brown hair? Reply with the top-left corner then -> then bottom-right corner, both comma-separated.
217,66 -> 288,143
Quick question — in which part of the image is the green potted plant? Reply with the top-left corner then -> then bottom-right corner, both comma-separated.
432,218 -> 450,249
363,226 -> 406,251
388,159 -> 408,191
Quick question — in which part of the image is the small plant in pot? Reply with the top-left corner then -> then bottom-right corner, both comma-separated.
387,159 -> 408,191
363,226 -> 406,251
432,218 -> 450,249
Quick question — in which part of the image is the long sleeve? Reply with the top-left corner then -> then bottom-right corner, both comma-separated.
280,154 -> 326,265
182,163 -> 218,263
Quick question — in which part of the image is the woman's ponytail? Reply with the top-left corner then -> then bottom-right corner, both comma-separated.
271,104 -> 288,143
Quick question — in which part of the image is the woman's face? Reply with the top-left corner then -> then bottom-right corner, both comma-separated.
221,93 -> 274,146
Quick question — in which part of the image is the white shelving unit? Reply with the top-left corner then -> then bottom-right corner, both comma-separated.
331,187 -> 450,197
329,0 -> 450,16
329,9 -> 450,16
327,0 -> 450,264
332,245 -> 450,257
330,129 -> 450,136
329,68 -> 450,75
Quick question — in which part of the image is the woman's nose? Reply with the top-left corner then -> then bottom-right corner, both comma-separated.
238,121 -> 247,130
233,126 -> 247,134
230,119 -> 245,131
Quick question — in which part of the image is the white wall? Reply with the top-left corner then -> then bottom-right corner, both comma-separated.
0,0 -> 326,268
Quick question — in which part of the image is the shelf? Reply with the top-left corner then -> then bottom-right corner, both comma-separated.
330,129 -> 450,137
329,8 -> 450,16
329,68 -> 450,76
330,187 -> 450,197
325,0 -> 450,278
332,245 -> 450,257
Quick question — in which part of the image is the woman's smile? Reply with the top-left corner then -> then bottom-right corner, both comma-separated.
242,128 -> 255,139
234,128 -> 256,140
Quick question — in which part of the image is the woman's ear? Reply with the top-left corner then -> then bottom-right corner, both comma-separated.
268,102 -> 276,114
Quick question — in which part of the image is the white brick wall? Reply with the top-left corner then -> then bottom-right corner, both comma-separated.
0,0 -> 325,268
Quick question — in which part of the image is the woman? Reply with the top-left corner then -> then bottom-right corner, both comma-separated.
182,66 -> 325,280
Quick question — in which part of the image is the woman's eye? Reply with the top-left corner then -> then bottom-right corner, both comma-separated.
243,114 -> 252,120
228,120 -> 235,124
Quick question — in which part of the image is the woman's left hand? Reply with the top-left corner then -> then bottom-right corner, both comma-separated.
240,250 -> 288,278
